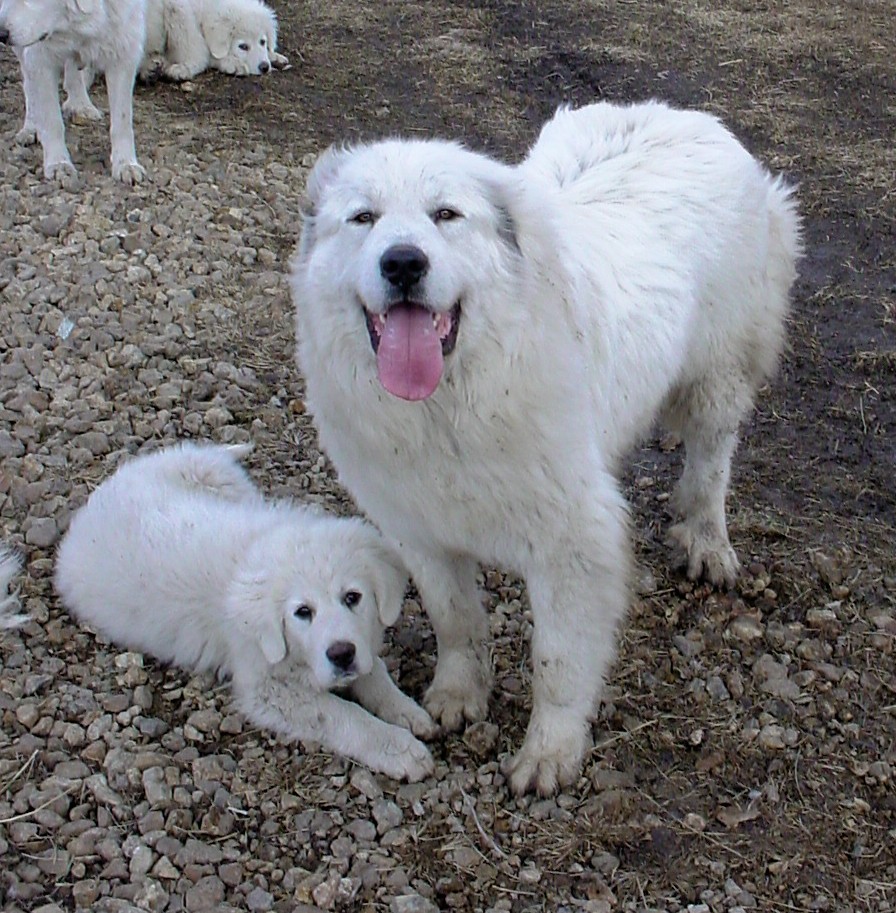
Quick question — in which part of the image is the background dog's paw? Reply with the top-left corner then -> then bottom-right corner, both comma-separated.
668,521 -> 739,588
63,101 -> 104,124
15,125 -> 38,146
271,51 -> 289,69
164,63 -> 197,82
112,162 -> 147,185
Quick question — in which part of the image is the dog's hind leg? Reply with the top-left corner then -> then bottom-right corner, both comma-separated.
663,376 -> 753,588
62,62 -> 103,123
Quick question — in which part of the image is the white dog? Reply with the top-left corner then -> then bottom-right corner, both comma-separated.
54,442 -> 436,781
291,100 -> 801,796
0,0 -> 146,183
141,0 -> 287,81
0,545 -> 27,630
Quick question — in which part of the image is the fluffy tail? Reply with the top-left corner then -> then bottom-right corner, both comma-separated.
0,546 -> 28,631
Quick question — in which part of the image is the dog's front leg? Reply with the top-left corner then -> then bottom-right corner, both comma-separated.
234,672 -> 434,782
20,47 -> 75,179
502,484 -> 632,797
104,62 -> 144,183
399,551 -> 491,731
350,657 -> 439,740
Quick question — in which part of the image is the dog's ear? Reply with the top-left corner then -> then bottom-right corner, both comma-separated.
304,145 -> 350,213
202,17 -> 233,60
228,570 -> 288,665
355,531 -> 408,627
479,172 -> 522,255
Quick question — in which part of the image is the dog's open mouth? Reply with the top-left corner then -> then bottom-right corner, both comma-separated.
364,301 -> 461,402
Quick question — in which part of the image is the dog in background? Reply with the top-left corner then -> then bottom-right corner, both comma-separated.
0,545 -> 27,631
292,100 -> 801,795
0,0 -> 146,183
55,442 -> 436,781
141,0 -> 288,81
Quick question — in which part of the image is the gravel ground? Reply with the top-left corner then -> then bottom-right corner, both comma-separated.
1,2 -> 895,911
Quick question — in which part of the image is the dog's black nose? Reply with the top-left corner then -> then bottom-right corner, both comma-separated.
380,244 -> 429,294
0,28 -> 10,44
326,641 -> 356,671
259,60 -> 270,74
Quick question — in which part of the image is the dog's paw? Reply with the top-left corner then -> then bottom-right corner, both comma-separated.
270,51 -> 289,69
501,717 -> 589,797
375,729 -> 434,783
63,102 -> 104,124
164,63 -> 198,82
15,125 -> 38,146
399,701 -> 440,741
668,521 -> 739,588
45,160 -> 78,181
112,161 -> 147,185
424,648 -> 490,730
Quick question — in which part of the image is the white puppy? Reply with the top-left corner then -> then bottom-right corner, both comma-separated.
291,100 -> 802,795
54,442 -> 436,781
141,0 -> 288,81
0,545 -> 28,630
0,0 -> 146,183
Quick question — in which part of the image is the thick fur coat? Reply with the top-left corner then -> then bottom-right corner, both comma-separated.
291,100 -> 801,795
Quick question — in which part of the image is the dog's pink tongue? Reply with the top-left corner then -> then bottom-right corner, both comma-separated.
376,304 -> 444,401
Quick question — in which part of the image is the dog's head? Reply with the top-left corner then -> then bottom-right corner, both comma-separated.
292,139 -> 527,403
202,0 -> 279,76
227,514 -> 407,691
0,0 -> 98,47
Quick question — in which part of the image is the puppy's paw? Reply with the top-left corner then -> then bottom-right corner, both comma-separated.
15,125 -> 38,146
399,701 -> 440,741
501,709 -> 589,796
376,729 -> 434,783
164,63 -> 198,82
668,521 -> 739,588
112,161 -> 147,185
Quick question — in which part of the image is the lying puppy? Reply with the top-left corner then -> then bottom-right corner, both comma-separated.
292,100 -> 801,795
0,0 -> 146,183
0,545 -> 27,631
54,442 -> 435,781
141,0 -> 288,81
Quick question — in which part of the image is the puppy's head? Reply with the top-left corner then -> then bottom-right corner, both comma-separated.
203,1 -> 278,75
292,139 -> 525,403
228,514 -> 408,692
0,0 -> 96,47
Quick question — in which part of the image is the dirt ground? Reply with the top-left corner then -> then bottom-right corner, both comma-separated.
1,0 -> 895,910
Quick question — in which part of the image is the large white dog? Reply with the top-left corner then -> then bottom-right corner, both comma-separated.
55,442 -> 436,781
0,0 -> 146,183
141,0 -> 288,81
291,100 -> 801,796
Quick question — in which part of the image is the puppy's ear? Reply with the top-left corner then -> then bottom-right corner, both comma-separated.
356,531 -> 408,627
228,570 -> 287,665
73,0 -> 99,12
202,18 -> 233,60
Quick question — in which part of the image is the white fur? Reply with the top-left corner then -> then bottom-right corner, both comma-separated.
54,442 -> 436,781
0,0 -> 146,182
141,0 -> 287,81
0,545 -> 28,630
291,100 -> 802,796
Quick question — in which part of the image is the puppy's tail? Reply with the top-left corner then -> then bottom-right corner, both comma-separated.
0,546 -> 28,631
169,441 -> 258,501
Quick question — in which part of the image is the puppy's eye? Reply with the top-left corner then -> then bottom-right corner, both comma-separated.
238,42 -> 250,51
433,207 -> 461,223
293,604 -> 313,620
343,590 -> 362,609
260,38 -> 267,46
349,211 -> 375,225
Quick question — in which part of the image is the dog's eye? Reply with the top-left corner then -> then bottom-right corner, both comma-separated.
343,590 -> 362,609
239,42 -> 250,51
260,37 -> 267,46
349,211 -> 375,225
433,208 -> 461,223
293,604 -> 313,620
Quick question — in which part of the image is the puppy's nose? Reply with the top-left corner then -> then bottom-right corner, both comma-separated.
380,244 -> 429,294
0,28 -> 10,44
326,641 -> 356,671
259,60 -> 270,74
